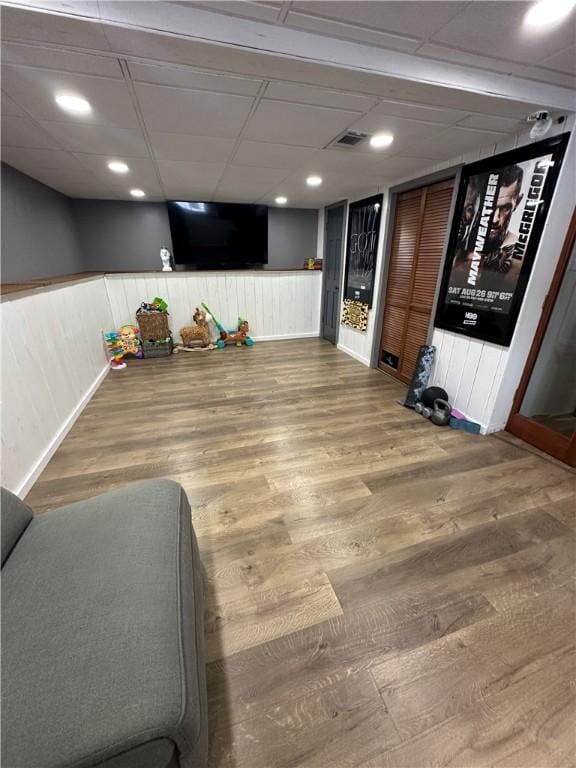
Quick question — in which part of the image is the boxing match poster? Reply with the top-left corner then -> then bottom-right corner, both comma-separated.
343,194 -> 383,308
435,133 -> 569,346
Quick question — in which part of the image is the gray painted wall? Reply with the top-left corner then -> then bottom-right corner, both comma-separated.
267,207 -> 318,269
71,199 -> 171,272
73,199 -> 318,271
1,163 -> 84,282
2,164 -> 319,278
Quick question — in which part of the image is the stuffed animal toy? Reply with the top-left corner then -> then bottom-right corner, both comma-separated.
180,307 -> 213,349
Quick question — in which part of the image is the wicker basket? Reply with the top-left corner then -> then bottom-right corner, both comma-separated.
142,338 -> 173,358
136,310 -> 170,341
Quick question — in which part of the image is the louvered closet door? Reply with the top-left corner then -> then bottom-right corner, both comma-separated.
379,179 -> 454,384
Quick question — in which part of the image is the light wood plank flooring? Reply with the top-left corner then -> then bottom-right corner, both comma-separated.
26,339 -> 576,768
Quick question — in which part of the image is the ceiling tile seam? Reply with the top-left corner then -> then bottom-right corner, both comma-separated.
413,0 -> 474,51
537,44 -> 576,74
277,2 -> 292,25
0,88 -> 118,196
281,9 -> 421,47
0,34 -> 559,109
212,79 -> 270,201
117,57 -> 168,199
257,95 -> 369,114
5,5 -> 574,111
411,50 -> 520,78
1,60 -> 124,83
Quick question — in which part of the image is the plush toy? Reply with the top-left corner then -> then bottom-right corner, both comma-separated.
104,331 -> 126,370
118,325 -> 144,358
179,307 -> 214,349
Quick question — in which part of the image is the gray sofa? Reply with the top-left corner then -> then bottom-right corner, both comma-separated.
1,480 -> 208,768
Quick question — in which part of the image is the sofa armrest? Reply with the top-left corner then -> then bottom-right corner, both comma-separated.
1,488 -> 33,566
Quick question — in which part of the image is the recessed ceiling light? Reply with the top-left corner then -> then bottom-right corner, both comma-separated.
306,175 -> 323,187
275,196 -> 288,205
130,188 -> 146,198
54,93 -> 92,116
370,132 -> 394,149
108,161 -> 129,174
524,0 -> 576,27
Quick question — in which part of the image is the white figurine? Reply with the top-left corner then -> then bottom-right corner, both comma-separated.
160,246 -> 172,272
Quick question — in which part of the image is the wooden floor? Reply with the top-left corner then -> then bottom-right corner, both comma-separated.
26,340 -> 576,768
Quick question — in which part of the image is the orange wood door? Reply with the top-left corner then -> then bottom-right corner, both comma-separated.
379,179 -> 454,383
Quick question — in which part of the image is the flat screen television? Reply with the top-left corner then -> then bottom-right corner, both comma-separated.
167,201 -> 268,268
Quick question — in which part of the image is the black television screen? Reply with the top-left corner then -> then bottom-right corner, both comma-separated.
167,201 -> 268,268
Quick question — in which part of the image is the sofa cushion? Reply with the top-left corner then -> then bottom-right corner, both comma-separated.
1,487 -> 33,566
1,479 -> 207,768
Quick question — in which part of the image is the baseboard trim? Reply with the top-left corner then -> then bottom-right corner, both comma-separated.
252,332 -> 320,342
15,364 -> 110,498
337,343 -> 370,367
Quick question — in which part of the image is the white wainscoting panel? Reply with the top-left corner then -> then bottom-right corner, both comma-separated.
1,278 -> 113,495
105,271 -> 322,341
430,328 -> 509,433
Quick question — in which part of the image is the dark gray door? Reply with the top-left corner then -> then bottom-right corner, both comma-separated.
321,203 -> 345,344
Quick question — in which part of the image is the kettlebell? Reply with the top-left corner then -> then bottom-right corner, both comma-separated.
430,398 -> 451,426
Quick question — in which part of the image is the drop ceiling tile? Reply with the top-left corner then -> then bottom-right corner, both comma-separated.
361,99 -> 466,126
158,160 -> 225,191
2,146 -> 84,173
14,165 -> 107,195
457,114 -> 522,133
2,116 -> 59,149
163,183 -> 217,201
2,1 -> 100,17
219,165 -> 288,186
99,0 -> 278,37
267,173 -> 374,208
263,82 -> 377,112
211,191 -> 260,204
1,92 -> 26,117
284,10 -> 420,53
414,43 -> 521,76
233,141 -> 317,169
188,1 -> 282,23
148,132 -> 236,163
135,83 -> 254,136
2,67 -> 140,128
347,114 -> 447,154
244,101 -> 360,148
106,180 -> 165,199
72,153 -> 160,189
367,154 -> 437,180
1,42 -> 123,78
539,46 -> 576,75
1,5 -> 112,50
290,1 -> 467,39
403,125 -> 508,161
511,66 -> 576,90
214,179 -> 276,202
308,148 -> 391,174
431,2 -> 576,65
127,61 -> 262,95
215,164 -> 289,200
37,121 -> 149,156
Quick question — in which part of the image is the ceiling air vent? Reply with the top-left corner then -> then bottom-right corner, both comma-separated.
330,130 -> 370,149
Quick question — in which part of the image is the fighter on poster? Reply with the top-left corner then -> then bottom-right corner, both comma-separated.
435,134 -> 568,346
448,158 -> 550,315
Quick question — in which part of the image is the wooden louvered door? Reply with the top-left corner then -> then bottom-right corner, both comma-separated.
379,179 -> 454,383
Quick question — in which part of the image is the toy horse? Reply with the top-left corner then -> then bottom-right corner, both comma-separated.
180,307 -> 213,348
